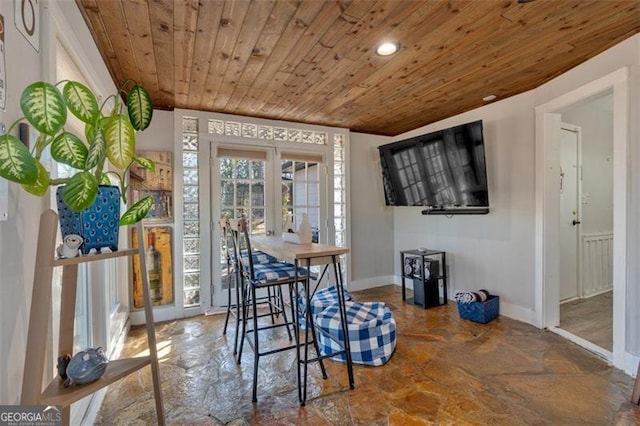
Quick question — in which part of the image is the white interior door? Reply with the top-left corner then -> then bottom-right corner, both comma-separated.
559,125 -> 581,302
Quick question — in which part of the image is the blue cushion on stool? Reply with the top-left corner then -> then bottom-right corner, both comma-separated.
249,262 -> 311,285
235,249 -> 278,266
296,286 -> 353,330
314,301 -> 396,366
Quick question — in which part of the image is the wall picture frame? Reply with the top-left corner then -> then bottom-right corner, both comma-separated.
131,225 -> 174,308
129,151 -> 173,222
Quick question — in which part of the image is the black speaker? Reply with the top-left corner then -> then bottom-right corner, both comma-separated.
404,257 -> 416,277
413,260 -> 440,308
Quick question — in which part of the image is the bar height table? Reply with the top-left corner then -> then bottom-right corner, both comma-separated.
251,236 -> 355,405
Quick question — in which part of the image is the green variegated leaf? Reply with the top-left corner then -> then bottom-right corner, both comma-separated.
63,81 -> 99,125
20,82 -> 66,136
120,195 -> 154,225
100,174 -> 111,185
85,122 -> 96,143
133,156 -> 156,172
51,132 -> 88,169
62,171 -> 99,212
105,114 -> 135,170
22,160 -> 50,196
127,84 -> 153,131
85,131 -> 107,170
0,134 -> 37,184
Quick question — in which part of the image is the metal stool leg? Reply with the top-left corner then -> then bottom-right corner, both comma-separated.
237,279 -> 249,364
232,265 -> 241,354
222,260 -> 232,335
251,285 -> 260,402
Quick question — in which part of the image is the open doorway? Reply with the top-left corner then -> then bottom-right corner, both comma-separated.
558,94 -> 613,352
535,68 -> 628,368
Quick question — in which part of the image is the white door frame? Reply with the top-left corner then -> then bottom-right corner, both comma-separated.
209,138 -> 330,307
534,67 -> 628,367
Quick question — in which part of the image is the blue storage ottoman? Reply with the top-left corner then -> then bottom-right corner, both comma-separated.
457,295 -> 500,323
314,301 -> 396,366
297,286 -> 353,329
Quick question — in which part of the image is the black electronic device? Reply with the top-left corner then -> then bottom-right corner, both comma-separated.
413,259 -> 440,307
378,120 -> 489,214
403,257 -> 416,277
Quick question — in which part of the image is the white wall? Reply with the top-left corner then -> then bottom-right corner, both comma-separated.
389,94 -> 537,319
136,110 -> 175,152
0,0 -> 122,405
382,35 -> 640,367
349,133 -> 395,290
0,0 -> 49,405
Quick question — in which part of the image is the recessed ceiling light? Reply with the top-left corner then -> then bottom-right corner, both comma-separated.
483,94 -> 497,102
376,42 -> 399,56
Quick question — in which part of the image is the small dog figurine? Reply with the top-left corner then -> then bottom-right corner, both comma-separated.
57,234 -> 83,258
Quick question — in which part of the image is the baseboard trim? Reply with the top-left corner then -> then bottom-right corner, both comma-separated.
350,275 -> 397,292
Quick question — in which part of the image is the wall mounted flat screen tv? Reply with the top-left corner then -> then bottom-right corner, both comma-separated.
378,120 -> 489,214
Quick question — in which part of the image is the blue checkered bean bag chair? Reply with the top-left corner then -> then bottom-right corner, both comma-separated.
314,301 -> 396,366
296,286 -> 353,330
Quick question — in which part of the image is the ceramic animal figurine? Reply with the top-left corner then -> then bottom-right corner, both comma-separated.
57,353 -> 72,379
64,347 -> 108,387
56,234 -> 83,258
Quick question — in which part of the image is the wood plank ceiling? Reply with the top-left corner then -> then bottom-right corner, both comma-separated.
76,0 -> 639,136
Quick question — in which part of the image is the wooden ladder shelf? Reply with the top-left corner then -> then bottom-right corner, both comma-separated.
20,210 -> 165,425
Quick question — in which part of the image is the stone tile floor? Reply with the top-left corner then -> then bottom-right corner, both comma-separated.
96,285 -> 640,425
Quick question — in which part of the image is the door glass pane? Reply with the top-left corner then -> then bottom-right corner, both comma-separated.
251,161 -> 264,179
251,183 -> 264,206
237,160 -> 249,179
219,158 -> 268,269
282,159 -> 320,242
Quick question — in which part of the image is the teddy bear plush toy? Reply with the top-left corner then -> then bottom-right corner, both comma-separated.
56,234 -> 83,258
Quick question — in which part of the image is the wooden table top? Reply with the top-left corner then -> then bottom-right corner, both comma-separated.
251,236 -> 349,266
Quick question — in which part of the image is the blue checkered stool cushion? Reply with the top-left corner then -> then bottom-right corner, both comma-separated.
248,262 -> 312,286
234,249 -> 278,266
314,301 -> 396,366
296,286 -> 353,329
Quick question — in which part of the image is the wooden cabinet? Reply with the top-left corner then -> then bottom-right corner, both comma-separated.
20,210 -> 165,425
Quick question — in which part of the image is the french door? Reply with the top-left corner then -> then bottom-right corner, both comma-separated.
211,144 -> 326,306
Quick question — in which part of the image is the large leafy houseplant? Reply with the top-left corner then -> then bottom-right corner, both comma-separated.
0,80 -> 155,225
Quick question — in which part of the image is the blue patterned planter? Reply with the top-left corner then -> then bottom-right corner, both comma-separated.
57,185 -> 121,255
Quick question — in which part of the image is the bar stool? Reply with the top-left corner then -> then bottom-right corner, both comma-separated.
220,217 -> 279,354
229,218 -> 326,402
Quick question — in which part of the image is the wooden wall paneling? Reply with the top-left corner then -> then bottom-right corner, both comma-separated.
340,0 -> 613,134
226,0 -> 303,114
202,0 -> 251,111
267,0 -> 382,117
211,0 -> 276,111
186,0 -> 224,108
76,0 -> 126,88
147,0 -> 176,108
242,0 -> 326,113
121,1 -> 161,97
289,0 -> 430,123
252,1 -> 349,117
173,0 -> 200,108
90,1 -> 142,84
75,0 -> 640,136
318,1 -> 482,132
